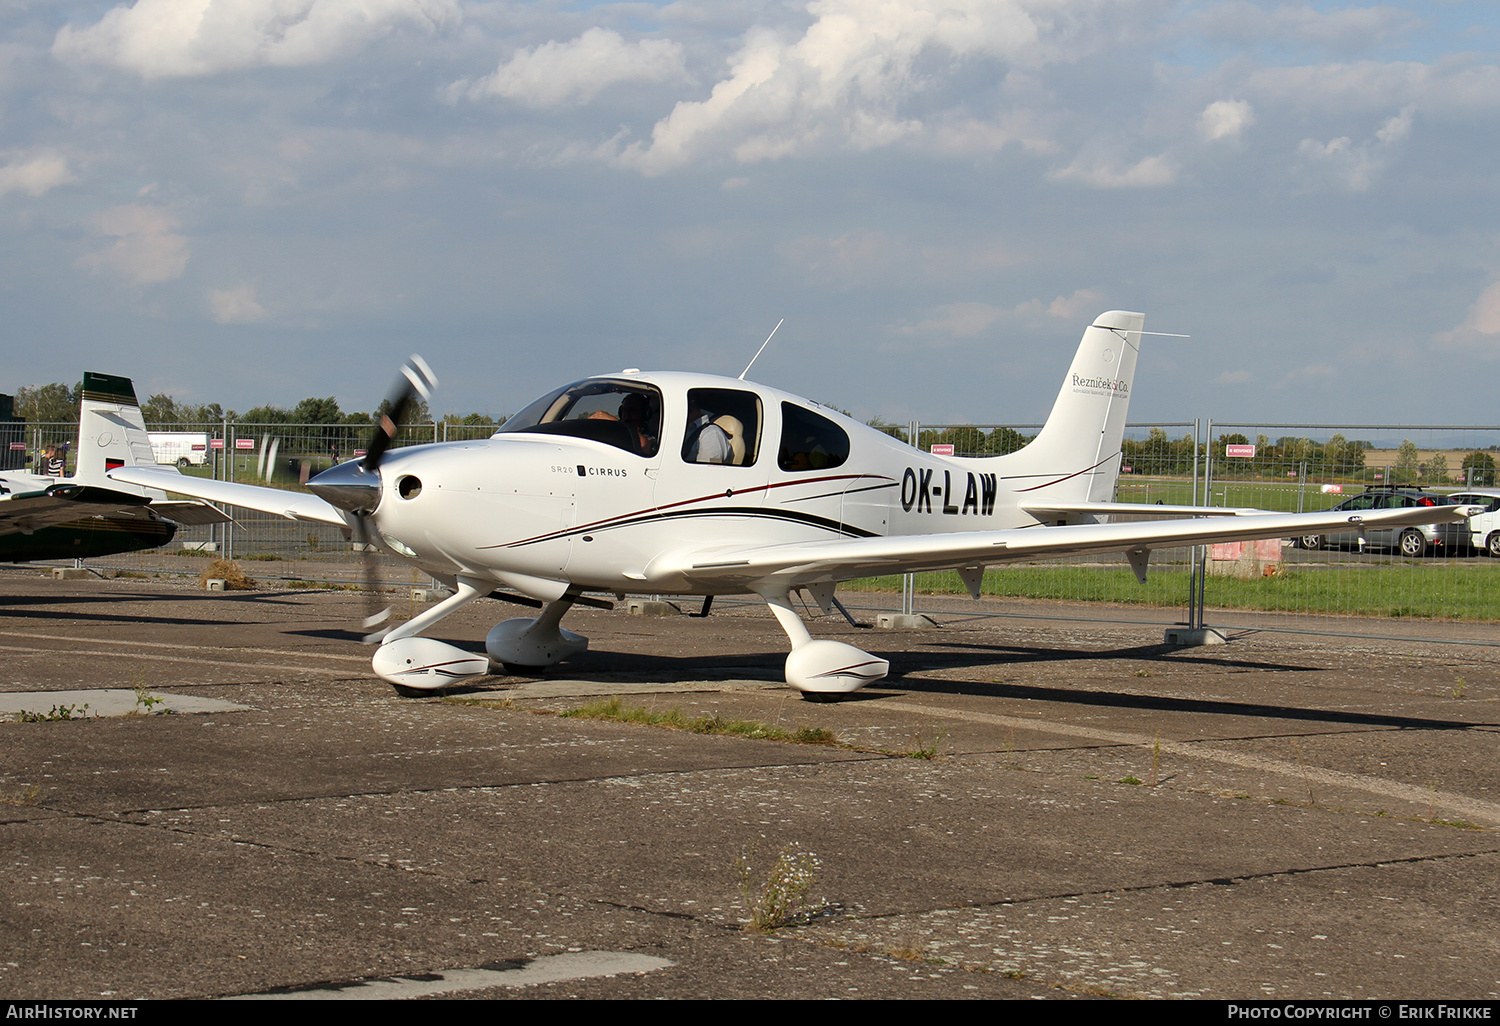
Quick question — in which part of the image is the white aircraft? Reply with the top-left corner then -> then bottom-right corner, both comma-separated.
1,373 -> 227,561
109,312 -> 1472,698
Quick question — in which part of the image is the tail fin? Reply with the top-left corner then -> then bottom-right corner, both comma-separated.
72,372 -> 164,499
995,311 -> 1143,502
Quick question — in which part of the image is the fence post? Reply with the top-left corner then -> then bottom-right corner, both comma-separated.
902,420 -> 919,617
224,418 -> 236,561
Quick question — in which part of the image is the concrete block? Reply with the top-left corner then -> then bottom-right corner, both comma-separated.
876,613 -> 937,629
626,599 -> 680,616
1163,627 -> 1227,647
205,578 -> 227,592
52,568 -> 90,581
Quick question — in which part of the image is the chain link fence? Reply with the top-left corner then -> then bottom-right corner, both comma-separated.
842,420 -> 1500,644
17,417 -> 1500,644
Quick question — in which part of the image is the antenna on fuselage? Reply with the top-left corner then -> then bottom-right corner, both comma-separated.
739,318 -> 784,381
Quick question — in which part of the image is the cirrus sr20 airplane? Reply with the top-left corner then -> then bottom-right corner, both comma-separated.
108,312 -> 1471,698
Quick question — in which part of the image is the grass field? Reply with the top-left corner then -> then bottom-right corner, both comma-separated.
1115,475 -> 1362,512
844,562 -> 1500,621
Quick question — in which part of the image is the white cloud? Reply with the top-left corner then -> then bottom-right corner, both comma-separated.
1191,2 -> 1419,57
209,283 -> 268,324
1050,153 -> 1177,188
76,204 -> 189,285
0,149 -> 75,198
1247,60 -> 1500,115
1010,288 -> 1103,322
1275,363 -> 1335,388
54,0 -> 458,79
1296,105 -> 1413,192
616,0 -> 1125,174
1432,277 -> 1500,356
782,229 -> 898,287
898,289 -> 1101,340
462,28 -> 685,107
902,301 -> 1006,338
1214,369 -> 1254,385
1200,99 -> 1254,141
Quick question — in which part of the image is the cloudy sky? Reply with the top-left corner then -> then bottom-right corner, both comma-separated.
2,0 -> 1497,427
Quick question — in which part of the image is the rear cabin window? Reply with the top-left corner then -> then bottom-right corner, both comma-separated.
681,388 -> 762,467
496,379 -> 662,457
778,403 -> 849,472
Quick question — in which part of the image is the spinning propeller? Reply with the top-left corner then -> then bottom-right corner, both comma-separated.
306,355 -> 437,642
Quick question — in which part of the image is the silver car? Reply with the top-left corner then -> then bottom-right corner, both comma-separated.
1294,488 -> 1456,557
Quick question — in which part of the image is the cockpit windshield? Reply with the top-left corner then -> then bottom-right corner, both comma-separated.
494,379 -> 662,457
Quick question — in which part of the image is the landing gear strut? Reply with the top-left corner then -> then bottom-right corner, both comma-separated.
757,586 -> 888,698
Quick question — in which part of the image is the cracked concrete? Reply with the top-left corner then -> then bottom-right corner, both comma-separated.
2,569 -> 1497,999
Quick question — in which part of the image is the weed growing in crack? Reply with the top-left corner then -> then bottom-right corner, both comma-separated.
560,697 -> 838,746
131,682 -> 167,716
17,703 -> 89,723
903,727 -> 946,760
0,784 -> 40,805
736,843 -> 822,933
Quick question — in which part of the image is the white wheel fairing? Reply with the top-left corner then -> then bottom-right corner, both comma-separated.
372,637 -> 489,689
784,640 -> 889,694
485,617 -> 588,668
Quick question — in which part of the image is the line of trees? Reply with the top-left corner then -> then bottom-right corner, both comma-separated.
11,381 -> 505,434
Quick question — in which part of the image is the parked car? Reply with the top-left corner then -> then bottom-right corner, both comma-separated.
1293,488 -> 1456,557
1442,488 -> 1500,556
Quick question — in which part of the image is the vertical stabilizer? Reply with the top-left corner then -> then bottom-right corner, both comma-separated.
995,311 -> 1143,502
73,373 -> 164,499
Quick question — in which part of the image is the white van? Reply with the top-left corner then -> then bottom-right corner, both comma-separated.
148,432 -> 210,468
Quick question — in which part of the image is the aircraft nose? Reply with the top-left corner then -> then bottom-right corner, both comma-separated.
308,460 -> 382,514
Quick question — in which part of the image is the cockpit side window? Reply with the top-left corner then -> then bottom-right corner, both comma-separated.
496,379 -> 662,457
682,388 -> 762,467
778,403 -> 849,472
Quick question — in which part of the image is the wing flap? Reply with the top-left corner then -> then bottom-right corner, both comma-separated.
1021,501 -> 1252,520
148,500 -> 235,526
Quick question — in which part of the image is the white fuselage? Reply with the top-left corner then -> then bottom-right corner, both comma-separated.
365,371 -> 1043,600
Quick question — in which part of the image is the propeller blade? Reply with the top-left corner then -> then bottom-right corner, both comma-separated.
362,356 -> 437,473
347,355 -> 435,643
354,514 -> 392,644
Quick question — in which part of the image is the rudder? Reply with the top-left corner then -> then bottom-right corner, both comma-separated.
995,311 -> 1143,502
73,372 -> 164,499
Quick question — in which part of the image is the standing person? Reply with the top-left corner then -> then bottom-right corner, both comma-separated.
44,443 -> 67,476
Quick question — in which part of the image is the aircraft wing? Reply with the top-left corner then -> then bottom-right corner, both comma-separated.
648,504 -> 1477,590
108,466 -> 348,527
0,484 -> 153,538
